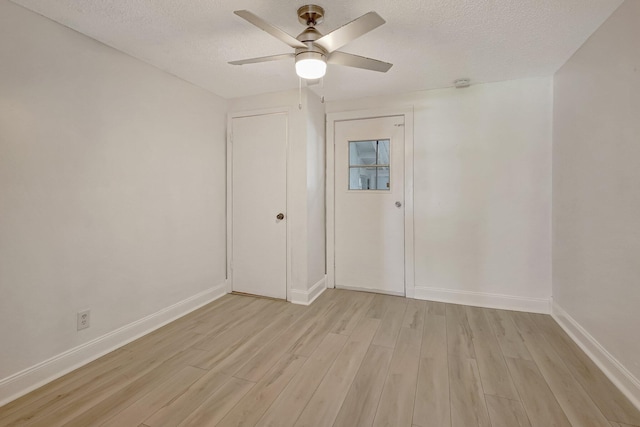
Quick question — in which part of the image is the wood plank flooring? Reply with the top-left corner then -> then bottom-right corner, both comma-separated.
1,289 -> 639,427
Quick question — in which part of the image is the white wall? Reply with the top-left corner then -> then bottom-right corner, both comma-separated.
305,91 -> 326,289
327,77 -> 553,312
0,0 -> 227,402
553,0 -> 640,403
228,89 -> 326,303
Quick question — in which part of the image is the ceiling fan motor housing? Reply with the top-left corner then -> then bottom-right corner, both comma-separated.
295,26 -> 327,61
295,26 -> 327,79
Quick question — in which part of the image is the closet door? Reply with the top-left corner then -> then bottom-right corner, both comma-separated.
230,112 -> 287,299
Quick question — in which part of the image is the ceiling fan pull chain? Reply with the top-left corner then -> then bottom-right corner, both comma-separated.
299,77 -> 303,110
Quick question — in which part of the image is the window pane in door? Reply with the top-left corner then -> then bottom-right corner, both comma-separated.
349,141 -> 378,166
349,167 -> 390,190
375,166 -> 390,190
377,140 -> 390,164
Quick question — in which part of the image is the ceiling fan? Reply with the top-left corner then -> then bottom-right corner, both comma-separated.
229,4 -> 393,80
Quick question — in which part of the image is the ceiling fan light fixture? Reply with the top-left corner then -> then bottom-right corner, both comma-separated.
230,6 -> 392,80
295,51 -> 327,79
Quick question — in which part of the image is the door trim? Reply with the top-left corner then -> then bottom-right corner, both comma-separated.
227,107 -> 292,301
326,107 -> 415,297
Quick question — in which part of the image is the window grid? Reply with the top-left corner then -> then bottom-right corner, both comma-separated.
348,139 -> 390,191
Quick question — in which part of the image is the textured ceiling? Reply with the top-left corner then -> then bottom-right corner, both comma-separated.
11,0 -> 622,101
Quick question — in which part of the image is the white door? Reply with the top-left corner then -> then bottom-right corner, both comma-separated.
230,113 -> 287,299
334,116 -> 405,295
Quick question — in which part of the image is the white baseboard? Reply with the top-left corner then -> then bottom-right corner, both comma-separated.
290,275 -> 327,306
413,285 -> 551,314
335,284 -> 405,297
551,301 -> 640,411
0,282 -> 228,407
405,287 -> 415,299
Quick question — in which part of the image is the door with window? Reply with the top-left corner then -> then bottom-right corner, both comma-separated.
334,116 -> 405,295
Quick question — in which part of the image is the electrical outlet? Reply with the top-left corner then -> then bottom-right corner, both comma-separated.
77,310 -> 90,331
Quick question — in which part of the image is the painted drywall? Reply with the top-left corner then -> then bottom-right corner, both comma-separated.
306,91 -> 326,289
553,0 -> 640,385
0,0 -> 227,385
228,89 -> 326,301
326,77 -> 553,308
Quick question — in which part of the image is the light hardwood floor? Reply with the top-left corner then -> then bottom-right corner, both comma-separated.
1,289 -> 639,427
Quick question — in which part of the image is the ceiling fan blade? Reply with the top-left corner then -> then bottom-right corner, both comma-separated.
327,51 -> 392,73
229,53 -> 294,65
234,10 -> 307,49
315,12 -> 385,53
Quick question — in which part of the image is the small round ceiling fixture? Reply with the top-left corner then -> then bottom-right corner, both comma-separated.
454,78 -> 471,88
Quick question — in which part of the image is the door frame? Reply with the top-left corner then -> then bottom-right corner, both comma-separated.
326,107 -> 415,297
227,107 -> 292,301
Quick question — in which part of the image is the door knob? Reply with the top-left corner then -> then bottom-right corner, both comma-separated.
395,201 -> 402,208
276,213 -> 285,220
